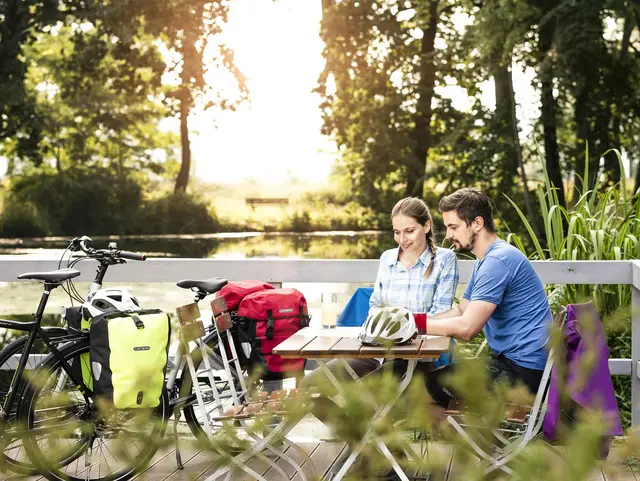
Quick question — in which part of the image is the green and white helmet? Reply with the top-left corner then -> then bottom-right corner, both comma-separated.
358,306 -> 417,345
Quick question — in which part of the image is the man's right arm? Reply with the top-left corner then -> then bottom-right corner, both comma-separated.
431,297 -> 469,319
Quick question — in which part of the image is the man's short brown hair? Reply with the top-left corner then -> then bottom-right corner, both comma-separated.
439,188 -> 496,233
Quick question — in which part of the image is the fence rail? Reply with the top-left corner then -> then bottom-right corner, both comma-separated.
1,258 -> 639,424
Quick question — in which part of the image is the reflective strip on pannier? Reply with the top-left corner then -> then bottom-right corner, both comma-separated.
90,309 -> 170,409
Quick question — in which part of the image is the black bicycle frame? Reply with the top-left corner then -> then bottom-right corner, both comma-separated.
0,285 -> 91,438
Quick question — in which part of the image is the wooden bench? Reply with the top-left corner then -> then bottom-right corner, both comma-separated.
245,197 -> 289,207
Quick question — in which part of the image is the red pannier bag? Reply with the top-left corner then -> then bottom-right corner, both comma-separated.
217,280 -> 274,311
236,288 -> 310,379
215,281 -> 274,370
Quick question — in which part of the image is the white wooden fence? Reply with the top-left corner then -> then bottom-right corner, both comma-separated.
1,258 -> 639,424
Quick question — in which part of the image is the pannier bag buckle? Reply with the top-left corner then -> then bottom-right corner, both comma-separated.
299,306 -> 310,327
132,315 -> 145,329
266,309 -> 275,340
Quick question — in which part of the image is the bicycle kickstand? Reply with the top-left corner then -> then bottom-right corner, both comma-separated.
174,410 -> 184,469
85,433 -> 96,481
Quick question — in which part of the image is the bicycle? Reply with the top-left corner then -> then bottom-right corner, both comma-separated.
0,238 -> 244,479
0,236 -> 148,475
0,238 -> 172,481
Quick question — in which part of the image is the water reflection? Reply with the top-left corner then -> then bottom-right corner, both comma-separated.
0,231 -> 395,259
0,231 -> 398,350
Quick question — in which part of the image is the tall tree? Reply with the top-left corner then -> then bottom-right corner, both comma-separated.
0,2 -> 174,175
318,0 -> 465,209
142,0 -> 248,193
536,3 -> 565,207
0,0 -> 74,165
406,0 -> 439,198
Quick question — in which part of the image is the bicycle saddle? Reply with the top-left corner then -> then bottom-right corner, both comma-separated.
17,268 -> 81,283
176,277 -> 228,294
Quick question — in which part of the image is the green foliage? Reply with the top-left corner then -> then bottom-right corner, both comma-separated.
278,202 -> 387,233
0,168 -> 218,237
140,192 -> 218,235
1,8 -> 174,174
318,0 -> 484,207
508,149 -> 636,427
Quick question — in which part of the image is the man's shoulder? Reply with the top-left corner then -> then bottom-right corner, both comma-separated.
486,240 -> 527,264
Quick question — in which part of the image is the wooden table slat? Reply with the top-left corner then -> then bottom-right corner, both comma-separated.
358,344 -> 390,355
329,337 -> 362,355
419,336 -> 451,356
300,336 -> 342,356
389,339 -> 423,355
272,333 -> 317,355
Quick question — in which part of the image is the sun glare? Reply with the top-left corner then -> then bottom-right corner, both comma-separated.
187,0 -> 336,185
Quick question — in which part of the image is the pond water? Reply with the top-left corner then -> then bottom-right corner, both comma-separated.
0,231 -> 394,259
0,231 -> 397,350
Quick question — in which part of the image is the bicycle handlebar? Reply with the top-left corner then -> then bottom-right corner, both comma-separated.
117,250 -> 146,261
68,237 -> 146,262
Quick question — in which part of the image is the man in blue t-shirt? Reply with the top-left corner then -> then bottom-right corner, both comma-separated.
425,187 -> 552,409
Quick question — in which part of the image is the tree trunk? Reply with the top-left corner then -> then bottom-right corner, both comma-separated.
494,61 -> 542,239
493,64 -> 519,190
538,17 -> 566,207
173,8 -> 202,195
573,89 -> 600,194
604,14 -> 632,185
174,96 -> 191,194
406,0 -> 438,198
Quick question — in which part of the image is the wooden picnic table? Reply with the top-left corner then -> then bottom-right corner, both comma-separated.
273,326 -> 452,481
273,326 -> 451,360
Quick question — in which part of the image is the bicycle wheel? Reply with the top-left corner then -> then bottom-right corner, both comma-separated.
180,333 -> 244,440
19,339 -> 170,481
0,327 -> 83,474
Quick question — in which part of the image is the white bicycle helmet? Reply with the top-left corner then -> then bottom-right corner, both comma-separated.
83,288 -> 141,319
358,307 -> 417,345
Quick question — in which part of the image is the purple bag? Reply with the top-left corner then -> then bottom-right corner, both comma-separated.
543,302 -> 622,453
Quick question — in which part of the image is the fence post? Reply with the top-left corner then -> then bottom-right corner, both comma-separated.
632,261 -> 640,427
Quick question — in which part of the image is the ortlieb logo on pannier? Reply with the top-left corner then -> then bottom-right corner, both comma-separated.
235,288 -> 310,378
90,309 -> 170,409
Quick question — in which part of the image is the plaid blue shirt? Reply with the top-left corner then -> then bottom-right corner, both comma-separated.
369,246 -> 459,315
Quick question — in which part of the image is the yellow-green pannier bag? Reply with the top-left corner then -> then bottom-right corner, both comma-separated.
90,309 -> 170,409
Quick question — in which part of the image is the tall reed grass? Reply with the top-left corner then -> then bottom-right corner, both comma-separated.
506,149 -> 637,427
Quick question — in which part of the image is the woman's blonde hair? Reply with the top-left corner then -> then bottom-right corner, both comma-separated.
391,197 -> 436,277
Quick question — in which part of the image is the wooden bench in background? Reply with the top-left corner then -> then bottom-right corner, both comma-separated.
245,197 -> 289,208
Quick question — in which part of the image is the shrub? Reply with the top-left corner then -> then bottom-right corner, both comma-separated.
0,168 -> 219,237
139,192 -> 218,234
508,149 -> 636,428
0,196 -> 46,237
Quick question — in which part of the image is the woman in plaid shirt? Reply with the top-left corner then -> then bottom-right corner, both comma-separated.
301,197 -> 459,385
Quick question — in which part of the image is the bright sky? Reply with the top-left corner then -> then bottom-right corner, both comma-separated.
178,0 -> 337,184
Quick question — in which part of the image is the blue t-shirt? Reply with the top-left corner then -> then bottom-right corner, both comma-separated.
463,240 -> 552,370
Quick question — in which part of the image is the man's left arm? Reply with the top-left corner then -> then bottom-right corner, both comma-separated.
427,256 -> 510,341
427,300 -> 496,341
